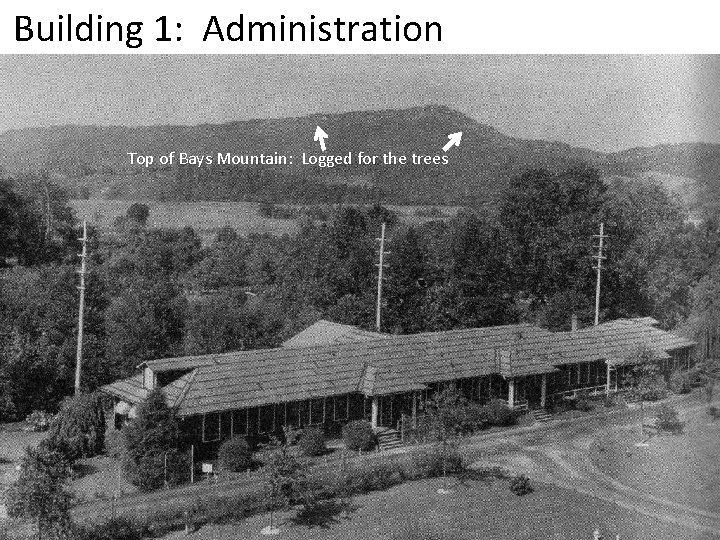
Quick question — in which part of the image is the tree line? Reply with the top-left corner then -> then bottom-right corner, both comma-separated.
1,165 -> 720,420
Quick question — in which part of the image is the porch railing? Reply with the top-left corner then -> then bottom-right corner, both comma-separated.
550,384 -> 616,401
512,399 -> 529,412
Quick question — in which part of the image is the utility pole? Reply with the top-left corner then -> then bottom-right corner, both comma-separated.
375,222 -> 390,332
74,220 -> 88,395
592,222 -> 607,326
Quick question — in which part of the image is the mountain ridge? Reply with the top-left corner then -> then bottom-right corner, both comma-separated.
1,105 -> 718,207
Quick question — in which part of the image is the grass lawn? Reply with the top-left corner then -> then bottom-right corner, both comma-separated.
591,411 -> 720,514
70,455 -> 139,503
161,477 -> 710,540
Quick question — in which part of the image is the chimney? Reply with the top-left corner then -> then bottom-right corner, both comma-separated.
571,313 -> 578,332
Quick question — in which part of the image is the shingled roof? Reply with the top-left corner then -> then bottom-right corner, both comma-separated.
101,318 -> 695,417
282,320 -> 383,348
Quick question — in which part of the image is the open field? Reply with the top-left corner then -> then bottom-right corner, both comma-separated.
69,199 -> 459,242
161,476 -> 712,540
591,410 -> 720,514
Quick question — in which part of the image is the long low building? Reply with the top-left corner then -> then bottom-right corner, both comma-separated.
102,317 -> 695,457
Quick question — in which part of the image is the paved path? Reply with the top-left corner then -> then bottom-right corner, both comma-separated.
471,402 -> 720,537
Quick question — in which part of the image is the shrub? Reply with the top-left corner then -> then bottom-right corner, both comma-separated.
686,368 -> 707,388
73,517 -> 146,540
122,389 -> 184,491
655,404 -> 683,434
509,474 -> 533,496
217,437 -> 253,472
342,420 -> 376,451
705,380 -> 715,403
574,397 -> 593,412
47,392 -> 106,462
410,445 -> 464,479
299,427 -> 326,456
26,410 -> 54,432
669,371 -> 691,394
105,429 -> 125,460
707,406 -> 720,422
640,376 -> 668,401
481,399 -> 516,426
5,445 -> 73,539
338,461 -> 405,495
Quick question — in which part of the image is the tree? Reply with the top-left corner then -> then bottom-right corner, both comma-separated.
499,166 -> 605,306
625,346 -> 665,436
122,388 -> 184,491
47,392 -> 106,461
5,445 -> 73,540
425,386 -> 467,493
126,203 -> 150,226
105,279 -> 186,379
260,438 -> 306,535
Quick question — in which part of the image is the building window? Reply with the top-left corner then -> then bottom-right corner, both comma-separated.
333,395 -> 348,421
258,405 -> 275,433
232,409 -> 248,436
309,398 -> 325,425
202,412 -> 221,442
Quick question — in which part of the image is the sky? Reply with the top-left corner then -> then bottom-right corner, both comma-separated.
1,55 -> 718,153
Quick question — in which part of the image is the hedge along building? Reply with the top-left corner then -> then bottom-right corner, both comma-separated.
101,317 -> 694,458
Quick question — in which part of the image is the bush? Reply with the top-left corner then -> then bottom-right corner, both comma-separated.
409,445 -> 464,479
707,406 -> 720,422
5,445 -> 73,539
686,368 -> 707,388
640,376 -> 668,401
574,397 -> 593,412
122,448 -> 189,490
480,399 -> 516,426
122,389 -> 184,491
656,404 -> 683,434
26,410 -> 54,432
342,420 -> 376,451
217,437 -> 253,472
669,371 -> 691,394
47,392 -> 106,461
338,461 -> 405,495
298,427 -> 326,456
509,474 -> 533,496
105,429 -> 125,460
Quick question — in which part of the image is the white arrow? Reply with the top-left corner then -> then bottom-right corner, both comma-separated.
314,126 -> 328,152
442,131 -> 463,152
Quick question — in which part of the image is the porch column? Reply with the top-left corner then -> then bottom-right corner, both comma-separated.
540,374 -> 547,408
605,361 -> 611,396
370,396 -> 379,430
507,378 -> 515,409
411,391 -> 417,428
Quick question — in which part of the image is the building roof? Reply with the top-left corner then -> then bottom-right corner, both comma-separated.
101,318 -> 695,417
281,320 -> 383,348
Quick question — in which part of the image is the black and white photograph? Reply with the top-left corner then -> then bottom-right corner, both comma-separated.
0,54 -> 719,540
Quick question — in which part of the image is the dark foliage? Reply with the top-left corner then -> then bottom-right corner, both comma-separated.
217,437 -> 253,472
122,389 -> 186,490
342,420 -> 376,451
655,404 -> 683,434
509,474 -> 533,496
47,392 -> 106,461
5,445 -> 73,539
298,427 -> 327,457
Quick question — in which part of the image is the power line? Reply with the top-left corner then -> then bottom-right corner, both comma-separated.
592,222 -> 607,326
375,222 -> 390,332
74,220 -> 88,395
